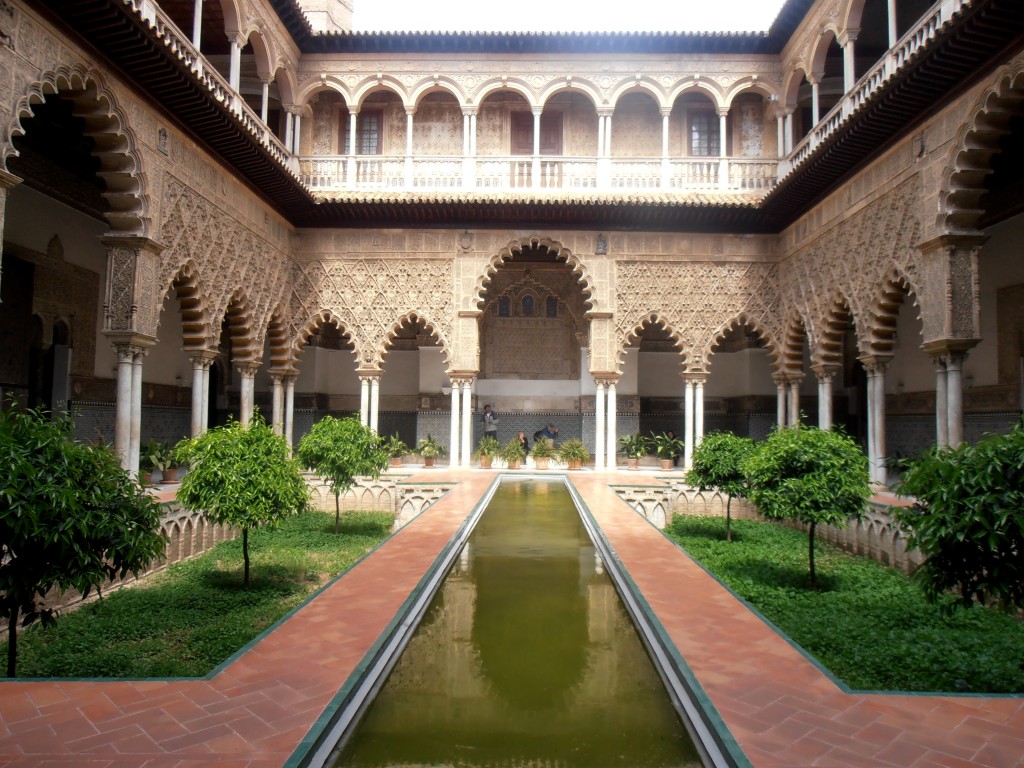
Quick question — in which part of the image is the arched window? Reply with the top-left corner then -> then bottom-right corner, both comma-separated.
522,294 -> 535,316
546,296 -> 558,318
498,297 -> 511,317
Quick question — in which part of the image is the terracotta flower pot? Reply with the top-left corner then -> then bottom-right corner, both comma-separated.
389,456 -> 404,468
534,457 -> 550,470
480,455 -> 493,469
567,459 -> 582,470
627,458 -> 639,470
162,466 -> 182,483
507,459 -> 522,469
660,459 -> 674,470
424,456 -> 435,467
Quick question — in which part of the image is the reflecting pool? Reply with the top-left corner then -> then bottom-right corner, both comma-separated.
333,478 -> 702,767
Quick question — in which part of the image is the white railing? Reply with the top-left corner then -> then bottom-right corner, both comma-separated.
786,0 -> 966,174
298,154 -> 779,194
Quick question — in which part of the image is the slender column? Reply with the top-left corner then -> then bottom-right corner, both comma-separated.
605,381 -> 617,470
597,114 -> 605,159
887,0 -> 898,47
774,374 -> 787,427
369,375 -> 380,434
404,109 -> 415,187
594,382 -> 606,470
776,108 -> 785,159
933,355 -> 949,448
284,376 -> 296,451
863,357 -> 890,486
460,380 -> 473,467
271,374 -> 284,436
605,113 -> 613,157
462,113 -> 470,156
228,37 -> 242,92
811,77 -> 821,126
470,114 -> 477,156
841,31 -> 858,94
191,0 -> 203,49
694,377 -> 705,447
284,111 -> 294,153
238,364 -> 257,426
292,113 -> 302,154
784,111 -> 794,155
189,355 -> 208,437
718,110 -> 729,189
946,352 -> 965,447
449,382 -> 461,465
660,110 -> 671,187
532,108 -> 542,189
359,376 -> 370,427
260,79 -> 270,123
113,345 -> 135,470
129,349 -> 145,476
788,378 -> 801,426
683,377 -> 695,468
347,110 -> 358,184
814,366 -> 836,430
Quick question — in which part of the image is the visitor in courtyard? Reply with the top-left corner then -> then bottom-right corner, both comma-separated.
534,423 -> 559,443
483,404 -> 499,438
516,430 -> 530,453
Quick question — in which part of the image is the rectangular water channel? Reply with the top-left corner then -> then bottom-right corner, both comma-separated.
330,478 -> 704,767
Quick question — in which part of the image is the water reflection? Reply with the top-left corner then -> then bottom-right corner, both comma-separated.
334,479 -> 701,768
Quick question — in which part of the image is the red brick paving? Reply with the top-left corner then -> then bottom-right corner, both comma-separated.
1,469 -> 1021,767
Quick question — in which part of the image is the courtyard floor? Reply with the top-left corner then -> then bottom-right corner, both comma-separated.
0,469 -> 1022,767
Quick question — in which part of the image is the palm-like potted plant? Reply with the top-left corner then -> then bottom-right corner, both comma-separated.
384,433 -> 409,468
652,432 -> 684,470
619,433 -> 649,470
558,438 -> 590,470
530,438 -> 557,469
414,435 -> 446,467
162,440 -> 186,483
140,438 -> 171,484
474,434 -> 501,468
500,437 -> 527,469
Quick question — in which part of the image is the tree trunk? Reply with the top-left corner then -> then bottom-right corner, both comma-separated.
334,491 -> 341,534
243,527 -> 250,587
808,521 -> 817,589
6,604 -> 18,678
726,496 -> 733,542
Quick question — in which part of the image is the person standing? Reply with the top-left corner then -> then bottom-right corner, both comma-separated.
482,404 -> 499,439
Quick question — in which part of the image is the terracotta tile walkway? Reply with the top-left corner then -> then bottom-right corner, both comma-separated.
1,469 -> 1021,767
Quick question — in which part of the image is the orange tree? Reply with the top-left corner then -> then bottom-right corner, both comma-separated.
0,404 -> 164,676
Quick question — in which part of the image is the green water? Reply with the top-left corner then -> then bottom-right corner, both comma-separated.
333,478 -> 702,768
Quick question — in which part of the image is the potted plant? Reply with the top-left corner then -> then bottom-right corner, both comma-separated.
162,441 -> 186,483
384,433 -> 409,468
474,434 -> 501,468
140,438 -> 171,484
558,438 -> 589,470
530,438 -> 556,469
652,432 -> 684,470
500,437 -> 527,469
414,435 -> 446,467
619,433 -> 649,470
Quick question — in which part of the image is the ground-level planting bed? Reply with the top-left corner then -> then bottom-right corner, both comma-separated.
666,516 -> 1024,694
3,509 -> 393,678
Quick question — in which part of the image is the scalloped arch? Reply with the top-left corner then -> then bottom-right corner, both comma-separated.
779,310 -> 811,374
866,269 -> 923,356
265,307 -> 295,371
379,311 -> 453,371
291,309 -> 362,370
3,65 -> 148,236
813,292 -> 862,367
613,312 -> 687,373
937,61 -> 1024,235
705,312 -> 781,373
216,289 -> 258,365
473,236 -> 596,312
161,261 -> 212,352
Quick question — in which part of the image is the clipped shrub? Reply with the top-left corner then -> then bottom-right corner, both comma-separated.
687,431 -> 755,541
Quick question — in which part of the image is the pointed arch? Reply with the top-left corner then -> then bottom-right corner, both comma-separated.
3,65 -> 148,236
614,312 -> 687,372
937,60 -> 1024,234
291,309 -> 361,370
474,236 -> 596,312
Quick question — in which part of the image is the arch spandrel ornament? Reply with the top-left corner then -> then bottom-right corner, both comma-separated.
614,261 -> 781,375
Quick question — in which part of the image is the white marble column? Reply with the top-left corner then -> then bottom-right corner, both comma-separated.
718,110 -> 729,189
774,375 -> 788,428
594,381 -> 606,470
946,351 -> 965,447
841,32 -> 858,95
461,380 -> 473,467
114,345 -> 135,470
271,374 -> 285,436
788,378 -> 801,426
359,375 -> 370,427
201,361 -> 211,432
369,375 -> 380,434
284,111 -> 294,153
532,108 -> 542,189
449,382 -> 461,464
694,377 -> 705,448
260,79 -> 270,123
887,0 -> 898,47
191,0 -> 203,48
284,376 -> 296,452
784,111 -> 794,155
660,110 -> 671,187
776,107 -> 786,159
605,381 -> 617,470
347,110 -> 358,184
814,367 -> 835,430
228,37 -> 242,92
129,349 -> 144,476
190,355 -> 207,437
863,358 -> 890,486
292,112 -> 302,154
933,355 -> 949,448
683,377 -> 695,468
404,108 -> 415,186
238,364 -> 257,426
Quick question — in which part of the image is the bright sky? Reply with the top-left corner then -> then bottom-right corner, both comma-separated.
353,0 -> 788,34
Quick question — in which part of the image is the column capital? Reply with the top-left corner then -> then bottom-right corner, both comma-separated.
838,28 -> 859,46
858,353 -> 893,374
106,332 -> 156,355
916,232 -> 988,256
189,349 -> 219,365
358,371 -> 382,383
461,106 -> 479,117
683,372 -> 708,385
593,373 -> 619,387
236,361 -> 261,378
810,362 -> 840,380
921,338 -> 979,359
660,107 -> 673,118
596,107 -> 614,118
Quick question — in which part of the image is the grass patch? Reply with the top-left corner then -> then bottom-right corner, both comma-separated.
5,509 -> 393,678
666,516 -> 1024,693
